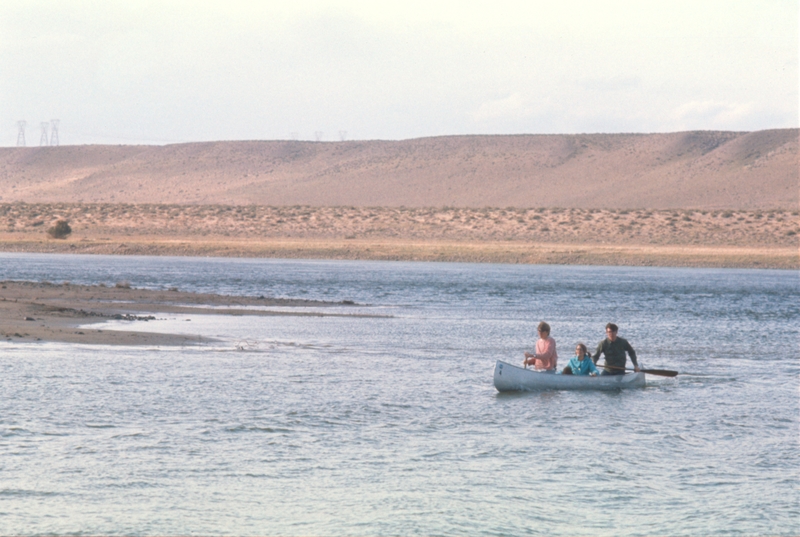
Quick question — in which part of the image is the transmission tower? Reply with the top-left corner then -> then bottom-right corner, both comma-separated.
314,131 -> 324,142
338,130 -> 347,141
16,121 -> 26,146
49,119 -> 60,146
290,132 -> 299,140
39,122 -> 49,146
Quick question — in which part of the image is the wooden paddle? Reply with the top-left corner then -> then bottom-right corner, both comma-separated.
600,363 -> 678,377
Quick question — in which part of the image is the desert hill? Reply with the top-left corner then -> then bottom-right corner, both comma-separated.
0,129 -> 796,209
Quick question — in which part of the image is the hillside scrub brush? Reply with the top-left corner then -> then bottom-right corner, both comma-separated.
46,220 -> 72,239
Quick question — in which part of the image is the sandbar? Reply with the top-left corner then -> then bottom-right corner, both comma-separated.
0,280 -> 366,346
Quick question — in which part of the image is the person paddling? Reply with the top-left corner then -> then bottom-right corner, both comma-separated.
563,343 -> 598,376
523,321 -> 558,371
592,323 -> 640,375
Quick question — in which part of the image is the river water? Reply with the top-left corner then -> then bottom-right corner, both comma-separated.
0,253 -> 797,536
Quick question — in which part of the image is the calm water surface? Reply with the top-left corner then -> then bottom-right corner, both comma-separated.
0,253 -> 797,536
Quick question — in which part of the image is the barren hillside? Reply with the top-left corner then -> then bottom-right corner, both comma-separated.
0,129 -> 796,209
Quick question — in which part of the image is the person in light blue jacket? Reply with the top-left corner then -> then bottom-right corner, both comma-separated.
562,343 -> 599,376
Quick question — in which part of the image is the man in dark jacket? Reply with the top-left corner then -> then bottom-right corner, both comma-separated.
592,323 -> 640,375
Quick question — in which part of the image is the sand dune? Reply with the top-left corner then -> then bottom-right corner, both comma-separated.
1,130 -> 796,209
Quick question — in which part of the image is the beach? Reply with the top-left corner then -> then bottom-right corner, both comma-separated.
1,204 -> 797,269
0,280 -> 362,346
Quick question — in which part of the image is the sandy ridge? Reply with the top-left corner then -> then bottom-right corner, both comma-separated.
1,130 -> 797,209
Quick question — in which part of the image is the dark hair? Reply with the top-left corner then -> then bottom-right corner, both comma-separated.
537,321 -> 551,334
605,323 -> 618,333
575,342 -> 587,355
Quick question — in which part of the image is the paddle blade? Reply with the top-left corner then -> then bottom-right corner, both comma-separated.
641,368 -> 678,377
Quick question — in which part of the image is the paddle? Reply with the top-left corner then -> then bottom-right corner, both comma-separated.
600,363 -> 678,377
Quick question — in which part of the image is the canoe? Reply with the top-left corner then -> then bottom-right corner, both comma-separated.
493,360 -> 646,392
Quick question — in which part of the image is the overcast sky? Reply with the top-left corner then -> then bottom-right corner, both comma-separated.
1,0 -> 797,145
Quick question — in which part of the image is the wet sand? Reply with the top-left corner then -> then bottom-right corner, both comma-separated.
0,280 -> 365,346
1,236 -> 795,269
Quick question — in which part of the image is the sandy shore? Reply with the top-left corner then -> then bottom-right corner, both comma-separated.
1,236 -> 796,269
0,280 -> 366,346
0,204 -> 797,269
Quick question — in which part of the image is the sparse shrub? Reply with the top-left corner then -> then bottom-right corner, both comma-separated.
46,220 -> 72,239
115,281 -> 131,289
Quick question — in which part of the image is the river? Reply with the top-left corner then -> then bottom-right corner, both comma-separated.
0,253 -> 797,535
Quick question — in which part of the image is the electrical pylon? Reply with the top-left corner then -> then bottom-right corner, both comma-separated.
50,119 -> 60,146
16,121 -> 26,146
40,122 -> 49,146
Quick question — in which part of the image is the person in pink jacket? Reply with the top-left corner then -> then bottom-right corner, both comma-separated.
523,321 -> 558,371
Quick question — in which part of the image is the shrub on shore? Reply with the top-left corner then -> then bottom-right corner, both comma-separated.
46,220 -> 72,239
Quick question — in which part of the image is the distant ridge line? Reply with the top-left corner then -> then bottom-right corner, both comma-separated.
0,129 -> 796,210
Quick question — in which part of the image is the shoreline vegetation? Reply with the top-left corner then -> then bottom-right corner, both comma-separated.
0,203 -> 797,269
0,280 -> 368,346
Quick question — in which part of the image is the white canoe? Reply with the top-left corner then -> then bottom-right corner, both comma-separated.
493,360 -> 646,391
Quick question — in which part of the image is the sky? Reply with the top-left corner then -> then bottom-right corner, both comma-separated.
1,0 -> 797,145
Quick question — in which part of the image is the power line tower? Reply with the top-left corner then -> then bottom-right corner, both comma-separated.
40,122 -> 49,146
16,120 -> 26,146
314,131 -> 324,142
50,119 -> 60,146
338,130 -> 347,141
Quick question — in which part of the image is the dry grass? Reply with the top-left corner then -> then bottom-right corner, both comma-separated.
1,203 -> 797,248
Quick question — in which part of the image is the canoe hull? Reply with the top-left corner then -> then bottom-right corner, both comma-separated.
493,360 -> 646,392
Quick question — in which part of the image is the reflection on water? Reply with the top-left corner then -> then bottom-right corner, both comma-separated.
0,253 -> 797,535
